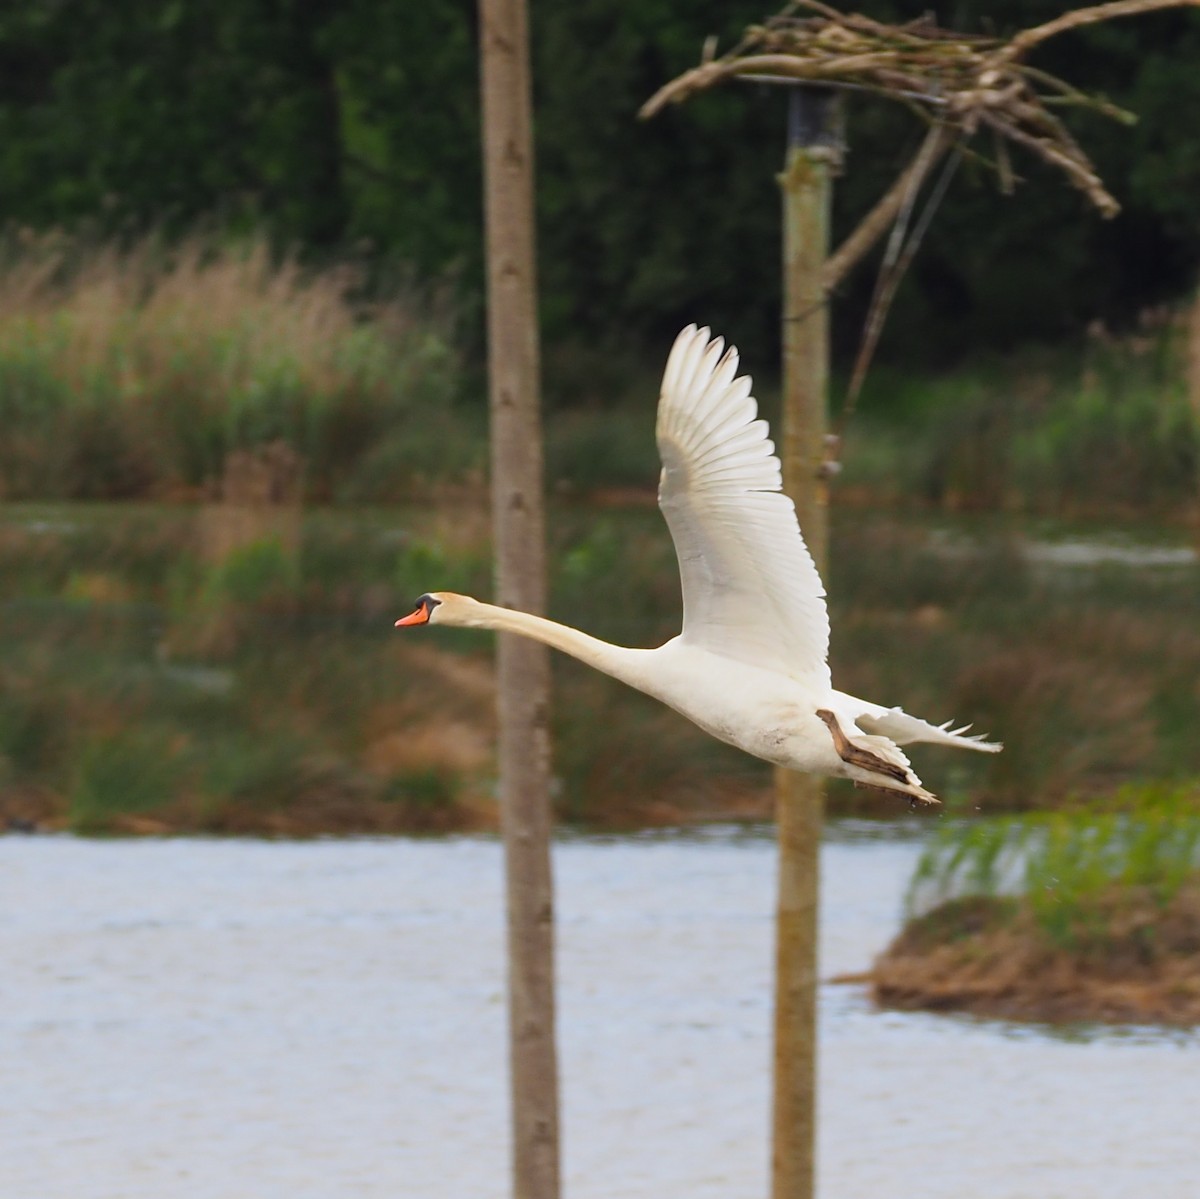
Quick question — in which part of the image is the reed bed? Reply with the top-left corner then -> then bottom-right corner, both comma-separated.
0,231 -> 473,502
0,228 -> 1193,520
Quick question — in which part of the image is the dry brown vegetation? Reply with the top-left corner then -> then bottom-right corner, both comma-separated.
0,233 -> 369,385
873,886 -> 1200,1025
0,231 -> 469,502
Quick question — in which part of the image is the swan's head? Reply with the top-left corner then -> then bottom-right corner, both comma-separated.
394,592 -> 484,629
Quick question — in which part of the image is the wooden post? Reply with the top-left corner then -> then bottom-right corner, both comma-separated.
1189,292 -> 1200,549
478,3 -> 561,1198
772,86 -> 840,1199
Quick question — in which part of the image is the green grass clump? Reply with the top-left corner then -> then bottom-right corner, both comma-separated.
69,728 -> 186,833
907,784 -> 1200,951
207,537 -> 300,606
379,767 -> 463,832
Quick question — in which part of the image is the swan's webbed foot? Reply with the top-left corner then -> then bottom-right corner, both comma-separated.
816,708 -> 908,785
816,708 -> 939,806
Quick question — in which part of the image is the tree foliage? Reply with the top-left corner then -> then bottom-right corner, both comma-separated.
0,1 -> 1197,374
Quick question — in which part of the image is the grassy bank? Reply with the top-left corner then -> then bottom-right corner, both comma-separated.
873,788 -> 1200,1024
0,502 -> 768,835
1,501 -> 1198,834
0,232 -> 1194,520
545,305 -> 1199,520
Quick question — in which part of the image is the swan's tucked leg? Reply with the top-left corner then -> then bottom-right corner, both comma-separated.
815,708 -> 938,806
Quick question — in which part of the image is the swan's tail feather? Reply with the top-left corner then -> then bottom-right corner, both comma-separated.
856,706 -> 1002,754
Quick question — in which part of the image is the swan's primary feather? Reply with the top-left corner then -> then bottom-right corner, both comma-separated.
656,324 -> 831,685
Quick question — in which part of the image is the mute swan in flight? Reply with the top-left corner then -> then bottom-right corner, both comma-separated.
396,325 -> 1000,805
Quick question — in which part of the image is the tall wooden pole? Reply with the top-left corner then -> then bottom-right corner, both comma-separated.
1189,292 -> 1200,550
772,86 -> 840,1199
478,3 -> 561,1198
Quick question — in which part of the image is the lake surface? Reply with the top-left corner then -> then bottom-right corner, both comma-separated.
3,825 -> 1197,1199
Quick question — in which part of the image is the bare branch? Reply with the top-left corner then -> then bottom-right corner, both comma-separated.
980,112 -> 1120,216
1019,64 -> 1137,123
992,0 -> 1200,65
823,122 -> 955,292
642,0 -> 1196,221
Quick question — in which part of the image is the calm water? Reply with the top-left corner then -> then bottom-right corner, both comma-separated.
3,826 -> 1197,1199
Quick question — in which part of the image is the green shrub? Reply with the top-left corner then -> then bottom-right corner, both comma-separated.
842,323 -> 1197,517
69,728 -> 185,833
394,537 -> 490,605
201,734 -> 317,812
205,537 -> 300,609
545,408 -> 660,492
0,686 -> 62,781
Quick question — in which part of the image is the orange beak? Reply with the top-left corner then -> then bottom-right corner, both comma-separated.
395,605 -> 430,627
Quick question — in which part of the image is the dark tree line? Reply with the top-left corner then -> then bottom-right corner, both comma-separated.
0,1 -> 1197,374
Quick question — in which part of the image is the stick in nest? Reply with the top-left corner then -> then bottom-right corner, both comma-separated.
641,0 -> 1197,221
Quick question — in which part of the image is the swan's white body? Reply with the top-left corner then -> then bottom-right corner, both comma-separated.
398,326 -> 1000,804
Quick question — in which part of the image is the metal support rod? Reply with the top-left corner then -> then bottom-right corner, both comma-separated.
478,0 -> 560,1196
772,85 -> 841,1199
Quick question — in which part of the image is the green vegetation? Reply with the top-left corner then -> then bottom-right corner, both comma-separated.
842,316 -> 1197,516
0,228 -> 1193,521
0,235 -> 1192,834
0,501 -> 762,833
873,786 -> 1200,1024
0,225 -> 1191,836
907,786 -> 1200,950
0,506 -> 463,833
1,497 -> 1198,834
69,728 -> 188,834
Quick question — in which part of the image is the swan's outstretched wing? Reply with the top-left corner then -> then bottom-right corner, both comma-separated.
656,325 -> 830,685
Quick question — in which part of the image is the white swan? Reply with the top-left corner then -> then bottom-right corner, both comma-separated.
396,325 -> 1000,805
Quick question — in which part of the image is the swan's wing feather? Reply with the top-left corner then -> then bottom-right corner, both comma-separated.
656,325 -> 830,683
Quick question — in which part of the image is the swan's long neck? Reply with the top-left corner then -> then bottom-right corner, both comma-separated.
459,601 -> 655,692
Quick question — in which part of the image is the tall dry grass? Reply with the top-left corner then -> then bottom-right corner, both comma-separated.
0,231 -> 474,500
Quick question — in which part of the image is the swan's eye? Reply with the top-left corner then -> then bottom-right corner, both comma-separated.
416,594 -> 441,612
